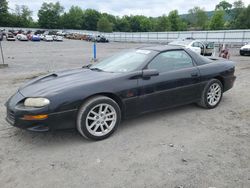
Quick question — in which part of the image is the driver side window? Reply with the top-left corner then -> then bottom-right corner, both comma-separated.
148,50 -> 193,73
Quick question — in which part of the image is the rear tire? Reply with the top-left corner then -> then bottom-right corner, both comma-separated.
197,79 -> 223,109
77,96 -> 121,140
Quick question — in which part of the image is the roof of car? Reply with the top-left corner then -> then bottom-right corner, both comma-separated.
139,45 -> 184,52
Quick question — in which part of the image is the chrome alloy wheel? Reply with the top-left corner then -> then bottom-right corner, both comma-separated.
86,104 -> 117,137
207,83 -> 222,106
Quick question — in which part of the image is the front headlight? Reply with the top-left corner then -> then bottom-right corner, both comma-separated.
24,98 -> 50,107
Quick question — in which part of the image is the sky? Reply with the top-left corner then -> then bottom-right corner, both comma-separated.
7,0 -> 250,20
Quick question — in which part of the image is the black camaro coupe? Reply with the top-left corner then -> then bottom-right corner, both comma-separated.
5,46 -> 236,140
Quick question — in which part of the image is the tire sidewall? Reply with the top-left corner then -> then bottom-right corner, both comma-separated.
203,79 -> 223,109
77,97 -> 121,140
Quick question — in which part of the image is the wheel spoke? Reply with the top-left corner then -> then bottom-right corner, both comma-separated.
106,112 -> 115,117
87,116 -> 96,121
105,118 -> 114,122
99,104 -> 103,114
104,122 -> 110,130
100,124 -> 105,132
89,120 -> 97,129
93,124 -> 100,132
90,110 -> 99,117
215,88 -> 221,93
104,105 -> 109,114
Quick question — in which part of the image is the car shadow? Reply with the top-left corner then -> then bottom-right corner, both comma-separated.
119,103 -> 199,130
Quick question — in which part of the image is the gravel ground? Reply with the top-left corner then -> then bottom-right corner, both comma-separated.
0,40 -> 249,188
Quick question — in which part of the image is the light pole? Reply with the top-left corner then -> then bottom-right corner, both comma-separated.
0,40 -> 8,68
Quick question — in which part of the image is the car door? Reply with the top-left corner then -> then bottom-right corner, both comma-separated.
190,42 -> 202,54
138,50 -> 202,113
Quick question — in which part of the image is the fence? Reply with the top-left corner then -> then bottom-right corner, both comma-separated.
1,27 -> 250,44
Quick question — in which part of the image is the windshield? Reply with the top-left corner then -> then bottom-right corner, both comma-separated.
90,49 -> 152,73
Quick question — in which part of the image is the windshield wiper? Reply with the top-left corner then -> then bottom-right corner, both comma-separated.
90,67 -> 103,72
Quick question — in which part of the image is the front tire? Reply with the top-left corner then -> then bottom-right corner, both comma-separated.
77,96 -> 121,140
198,79 -> 223,109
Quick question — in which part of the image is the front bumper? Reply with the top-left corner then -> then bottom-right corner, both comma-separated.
240,49 -> 250,55
5,91 -> 77,132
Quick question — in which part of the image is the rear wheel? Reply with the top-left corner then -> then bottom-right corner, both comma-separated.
77,96 -> 121,140
198,79 -> 223,109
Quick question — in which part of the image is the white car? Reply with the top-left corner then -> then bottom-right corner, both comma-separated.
44,35 -> 53,42
53,35 -> 63,41
16,34 -> 28,41
168,40 -> 205,55
240,43 -> 250,56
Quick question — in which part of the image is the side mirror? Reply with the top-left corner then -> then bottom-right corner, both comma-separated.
142,69 -> 159,78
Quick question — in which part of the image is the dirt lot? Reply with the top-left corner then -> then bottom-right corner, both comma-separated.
0,40 -> 249,188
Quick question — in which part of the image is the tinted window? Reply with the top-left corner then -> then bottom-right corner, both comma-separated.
148,50 -> 193,73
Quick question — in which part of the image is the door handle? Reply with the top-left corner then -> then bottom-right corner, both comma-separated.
191,73 -> 199,77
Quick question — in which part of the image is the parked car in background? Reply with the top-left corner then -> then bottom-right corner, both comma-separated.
27,33 -> 34,40
56,30 -> 68,37
5,46 -> 236,140
34,30 -> 45,35
31,35 -> 41,41
6,33 -> 16,41
86,35 -> 94,42
93,35 -> 109,43
53,35 -> 63,41
169,40 -> 204,55
44,35 -> 54,42
16,34 -> 28,41
201,42 -> 215,56
240,43 -> 250,56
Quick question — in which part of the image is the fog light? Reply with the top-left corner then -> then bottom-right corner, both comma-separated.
22,114 -> 48,121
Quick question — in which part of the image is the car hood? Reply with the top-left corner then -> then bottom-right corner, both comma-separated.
241,44 -> 250,49
19,68 -> 119,97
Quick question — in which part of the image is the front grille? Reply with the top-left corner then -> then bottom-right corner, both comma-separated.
6,109 -> 15,124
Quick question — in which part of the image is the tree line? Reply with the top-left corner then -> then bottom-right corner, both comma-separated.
0,0 -> 249,32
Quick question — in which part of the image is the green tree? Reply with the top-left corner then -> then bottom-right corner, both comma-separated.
188,7 -> 208,29
215,0 -> 233,12
168,10 -> 185,31
129,16 -> 143,32
61,6 -> 83,29
209,10 -> 225,30
154,15 -> 170,31
233,5 -> 250,28
0,0 -> 9,26
116,17 -> 131,32
97,17 -> 113,32
13,5 -> 33,27
230,0 -> 245,28
82,9 -> 100,30
233,0 -> 245,8
139,16 -> 153,32
101,13 -> 118,31
38,2 -> 64,29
